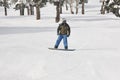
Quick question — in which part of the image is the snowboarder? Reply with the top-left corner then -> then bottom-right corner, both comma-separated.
54,19 -> 71,49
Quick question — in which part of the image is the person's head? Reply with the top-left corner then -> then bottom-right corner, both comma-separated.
62,18 -> 66,23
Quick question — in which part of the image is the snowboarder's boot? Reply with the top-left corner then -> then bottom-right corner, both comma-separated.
65,46 -> 68,50
54,45 -> 58,49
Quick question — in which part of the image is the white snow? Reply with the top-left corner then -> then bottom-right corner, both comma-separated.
0,0 -> 120,80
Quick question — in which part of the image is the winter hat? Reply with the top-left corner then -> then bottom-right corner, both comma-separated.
63,20 -> 66,23
62,18 -> 66,23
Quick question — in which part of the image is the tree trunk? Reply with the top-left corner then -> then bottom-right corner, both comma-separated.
70,0 -> 74,14
36,5 -> 40,20
82,0 -> 85,14
4,6 -> 7,16
101,0 -> 105,14
4,0 -> 7,16
59,0 -> 62,14
20,3 -> 25,16
56,2 -> 60,23
60,6 -> 62,14
30,5 -> 34,15
26,3 -> 34,15
27,7 -> 30,15
65,0 -> 68,10
76,0 -> 79,14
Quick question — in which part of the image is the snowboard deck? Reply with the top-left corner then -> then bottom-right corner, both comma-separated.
48,48 -> 75,51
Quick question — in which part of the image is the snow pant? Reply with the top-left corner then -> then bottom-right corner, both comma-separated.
54,35 -> 68,49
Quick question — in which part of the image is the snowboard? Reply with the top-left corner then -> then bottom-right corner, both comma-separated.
48,48 -> 75,51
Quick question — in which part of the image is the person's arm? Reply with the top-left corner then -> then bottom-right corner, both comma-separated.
68,25 -> 71,35
57,24 -> 61,35
67,24 -> 71,36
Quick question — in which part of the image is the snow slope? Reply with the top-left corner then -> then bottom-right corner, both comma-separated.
0,0 -> 120,80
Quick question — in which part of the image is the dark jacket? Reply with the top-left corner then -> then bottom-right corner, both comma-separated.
57,22 -> 70,36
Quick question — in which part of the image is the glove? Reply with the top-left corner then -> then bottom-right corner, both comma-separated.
67,35 -> 70,37
57,33 -> 60,35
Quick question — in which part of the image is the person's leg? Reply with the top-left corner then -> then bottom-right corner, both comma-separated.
54,35 -> 63,48
63,35 -> 68,49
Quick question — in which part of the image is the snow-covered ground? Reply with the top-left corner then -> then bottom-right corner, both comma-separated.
0,0 -> 120,80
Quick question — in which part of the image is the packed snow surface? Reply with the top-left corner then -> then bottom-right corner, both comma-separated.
0,0 -> 120,80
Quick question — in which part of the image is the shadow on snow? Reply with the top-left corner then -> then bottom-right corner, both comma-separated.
0,27 -> 56,35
